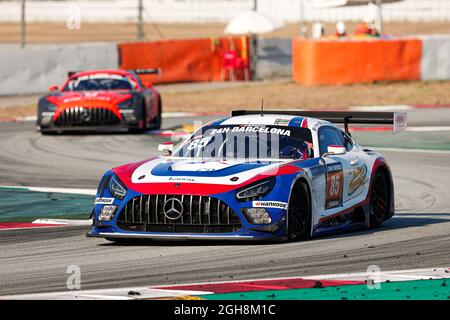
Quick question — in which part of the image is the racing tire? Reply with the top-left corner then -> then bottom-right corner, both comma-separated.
369,170 -> 389,228
148,98 -> 162,131
40,130 -> 58,135
287,181 -> 312,241
105,238 -> 140,245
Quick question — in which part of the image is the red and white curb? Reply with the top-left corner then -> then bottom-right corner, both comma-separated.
0,222 -> 67,230
0,219 -> 92,231
2,267 -> 449,300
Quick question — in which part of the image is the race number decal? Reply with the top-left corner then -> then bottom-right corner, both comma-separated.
325,162 -> 343,209
186,137 -> 212,151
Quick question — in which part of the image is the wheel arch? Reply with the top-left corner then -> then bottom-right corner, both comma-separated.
286,172 -> 314,238
369,158 -> 395,220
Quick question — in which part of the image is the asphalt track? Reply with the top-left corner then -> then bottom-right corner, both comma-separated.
0,110 -> 450,295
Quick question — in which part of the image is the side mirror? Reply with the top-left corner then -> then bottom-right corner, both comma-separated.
158,142 -> 174,155
49,85 -> 59,92
326,145 -> 347,156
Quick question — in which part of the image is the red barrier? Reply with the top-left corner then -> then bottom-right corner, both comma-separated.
292,38 -> 422,85
118,37 -> 250,84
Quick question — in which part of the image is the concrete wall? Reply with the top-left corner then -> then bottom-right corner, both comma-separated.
257,39 -> 292,79
0,43 -> 118,95
421,36 -> 450,81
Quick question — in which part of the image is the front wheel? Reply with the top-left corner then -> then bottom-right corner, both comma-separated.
287,181 -> 312,241
369,171 -> 389,228
105,238 -> 140,245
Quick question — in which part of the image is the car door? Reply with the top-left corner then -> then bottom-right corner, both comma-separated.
318,126 -> 353,209
337,130 -> 368,203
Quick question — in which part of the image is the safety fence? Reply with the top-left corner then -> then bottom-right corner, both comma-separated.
0,0 -> 449,23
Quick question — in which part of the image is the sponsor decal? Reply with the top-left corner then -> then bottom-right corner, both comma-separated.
168,177 -> 196,182
348,164 -> 367,195
394,112 -> 407,134
210,126 -> 291,136
95,197 -> 114,205
253,201 -> 288,210
274,118 -> 290,126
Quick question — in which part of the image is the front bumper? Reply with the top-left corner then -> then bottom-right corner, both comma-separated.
87,205 -> 286,241
37,109 -> 143,133
86,230 -> 284,241
38,124 -> 139,133
89,172 -> 291,242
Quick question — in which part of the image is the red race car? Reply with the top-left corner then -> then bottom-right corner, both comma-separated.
37,69 -> 162,134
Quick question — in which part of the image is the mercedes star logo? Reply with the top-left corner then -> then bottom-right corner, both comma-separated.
163,198 -> 183,220
81,108 -> 91,122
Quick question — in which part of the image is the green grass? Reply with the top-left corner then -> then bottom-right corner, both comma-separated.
0,188 -> 93,222
201,279 -> 450,300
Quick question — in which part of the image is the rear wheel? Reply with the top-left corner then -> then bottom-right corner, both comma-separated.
287,181 -> 312,241
369,171 -> 389,228
149,98 -> 162,130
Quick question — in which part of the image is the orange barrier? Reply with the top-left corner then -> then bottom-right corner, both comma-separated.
118,37 -> 250,84
292,38 -> 422,85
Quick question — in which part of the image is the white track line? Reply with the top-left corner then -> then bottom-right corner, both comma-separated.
349,105 -> 414,111
406,126 -> 450,132
32,219 -> 92,226
369,147 -> 450,154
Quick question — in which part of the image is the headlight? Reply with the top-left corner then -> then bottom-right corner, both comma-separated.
46,103 -> 58,112
118,98 -> 134,109
44,98 -> 58,111
110,175 -> 127,200
235,178 -> 275,201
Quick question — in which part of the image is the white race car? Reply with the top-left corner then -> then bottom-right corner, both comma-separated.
88,110 -> 407,242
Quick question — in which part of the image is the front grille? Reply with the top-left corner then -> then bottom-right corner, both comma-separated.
117,195 -> 242,233
54,107 -> 120,127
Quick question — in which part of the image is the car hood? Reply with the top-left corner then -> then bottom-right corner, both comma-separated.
135,157 -> 287,180
112,157 -> 301,195
47,91 -> 132,107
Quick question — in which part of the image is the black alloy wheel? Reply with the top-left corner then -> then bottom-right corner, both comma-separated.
288,181 -> 312,241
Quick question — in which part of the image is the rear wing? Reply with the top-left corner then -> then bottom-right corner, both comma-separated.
132,68 -> 161,75
67,68 -> 161,78
230,110 -> 407,135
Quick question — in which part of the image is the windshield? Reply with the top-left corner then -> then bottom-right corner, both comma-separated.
63,73 -> 136,91
174,125 -> 313,161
